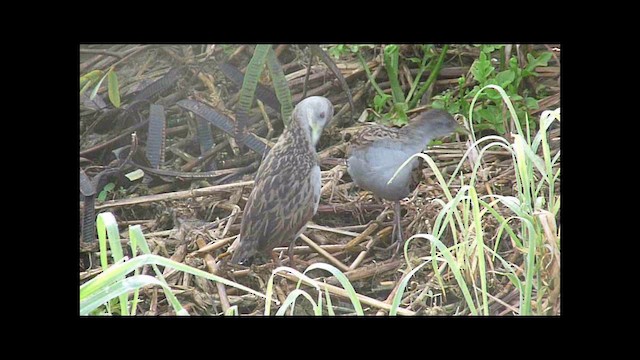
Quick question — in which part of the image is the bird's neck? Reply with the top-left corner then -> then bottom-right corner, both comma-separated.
401,122 -> 437,152
287,117 -> 316,152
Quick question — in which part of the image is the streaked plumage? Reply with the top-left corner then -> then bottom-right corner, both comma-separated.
230,96 -> 334,266
346,109 -> 460,252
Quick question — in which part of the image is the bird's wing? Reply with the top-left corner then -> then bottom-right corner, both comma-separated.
345,124 -> 402,156
234,145 -> 320,262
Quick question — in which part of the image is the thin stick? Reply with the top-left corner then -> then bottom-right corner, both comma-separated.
376,271 -> 407,316
195,237 -> 230,312
349,226 -> 392,270
299,234 -> 350,272
273,244 -> 345,254
191,235 -> 237,255
95,180 -> 254,210
332,258 -> 402,284
306,223 -> 360,237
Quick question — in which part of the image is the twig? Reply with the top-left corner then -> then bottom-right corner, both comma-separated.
195,236 -> 230,312
328,259 -> 402,285
95,180 -> 254,210
191,235 -> 237,255
299,234 -> 350,272
273,244 -> 345,255
306,223 -> 360,237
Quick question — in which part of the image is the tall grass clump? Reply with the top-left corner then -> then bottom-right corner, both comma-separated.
80,212 -> 267,316
388,84 -> 560,315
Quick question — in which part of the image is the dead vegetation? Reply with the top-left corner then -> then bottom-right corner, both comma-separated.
79,44 -> 561,315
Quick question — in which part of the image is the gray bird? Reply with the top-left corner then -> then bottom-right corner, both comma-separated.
346,109 -> 463,254
230,96 -> 334,266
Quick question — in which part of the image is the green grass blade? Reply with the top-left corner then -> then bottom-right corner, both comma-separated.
275,289 -> 319,316
389,260 -> 432,315
409,44 -> 449,109
303,263 -> 364,315
357,51 -> 387,98
411,234 -> 477,315
81,254 -> 267,302
383,45 -> 405,104
96,212 -> 128,315
265,47 -> 293,126
469,186 -> 489,315
264,266 -> 318,315
406,45 -> 434,103
89,72 -> 109,100
225,306 -> 239,316
469,84 -> 520,136
80,274 -> 187,316
324,285 -> 335,315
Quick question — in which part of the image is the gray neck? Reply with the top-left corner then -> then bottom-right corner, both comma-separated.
400,114 -> 454,152
288,113 -> 316,152
400,122 -> 439,153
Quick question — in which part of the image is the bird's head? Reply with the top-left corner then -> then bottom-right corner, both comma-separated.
294,96 -> 334,146
229,238 -> 258,266
411,109 -> 468,139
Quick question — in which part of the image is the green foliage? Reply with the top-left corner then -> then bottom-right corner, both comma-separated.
327,44 -> 368,59
97,182 -> 115,202
81,212 -> 267,316
80,67 -> 121,108
388,92 -> 560,314
265,47 -> 293,123
107,67 -> 120,108
239,45 -> 293,126
432,45 -> 554,134
360,44 -> 449,126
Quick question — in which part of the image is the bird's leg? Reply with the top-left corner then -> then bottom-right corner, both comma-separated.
392,200 -> 404,258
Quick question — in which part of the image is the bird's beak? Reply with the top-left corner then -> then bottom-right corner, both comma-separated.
310,118 -> 322,146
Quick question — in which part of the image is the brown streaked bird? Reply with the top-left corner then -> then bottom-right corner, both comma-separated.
230,96 -> 334,266
346,109 -> 464,254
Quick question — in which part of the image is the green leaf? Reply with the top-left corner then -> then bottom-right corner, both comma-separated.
373,93 -> 390,112
97,182 -> 116,202
328,45 -> 345,59
485,86 -> 504,101
80,69 -> 104,88
125,169 -> 145,181
471,52 -> 494,83
238,45 -> 270,125
431,99 -> 445,109
107,68 -> 121,108
458,75 -> 466,87
265,47 -> 293,124
480,44 -> 503,54
477,106 -> 500,124
495,70 -> 515,88
526,52 -> 553,72
90,72 -> 109,100
449,101 -> 461,113
525,97 -> 539,110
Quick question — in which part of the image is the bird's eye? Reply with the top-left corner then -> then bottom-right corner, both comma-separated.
319,112 -> 325,119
